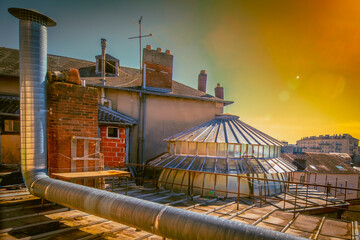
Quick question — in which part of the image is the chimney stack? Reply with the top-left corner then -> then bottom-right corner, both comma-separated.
101,38 -> 107,85
142,45 -> 173,92
198,70 -> 207,93
215,83 -> 224,99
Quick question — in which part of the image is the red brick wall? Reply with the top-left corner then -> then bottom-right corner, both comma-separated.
142,47 -> 173,90
47,82 -> 98,174
100,125 -> 126,167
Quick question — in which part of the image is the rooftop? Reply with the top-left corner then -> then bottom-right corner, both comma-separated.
0,94 -> 136,126
0,47 -> 233,106
281,152 -> 358,174
0,177 -> 355,240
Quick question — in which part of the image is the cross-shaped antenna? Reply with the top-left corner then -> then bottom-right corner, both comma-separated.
128,16 -> 152,70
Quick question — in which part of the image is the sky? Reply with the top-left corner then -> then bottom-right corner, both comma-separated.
1,0 -> 360,144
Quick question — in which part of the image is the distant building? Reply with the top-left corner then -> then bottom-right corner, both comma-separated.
296,134 -> 359,156
281,142 -> 303,154
282,152 -> 360,200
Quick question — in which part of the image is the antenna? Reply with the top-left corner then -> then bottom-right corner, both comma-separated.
128,16 -> 152,70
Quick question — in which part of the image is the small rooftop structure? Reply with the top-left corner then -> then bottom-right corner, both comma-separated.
148,114 -> 296,197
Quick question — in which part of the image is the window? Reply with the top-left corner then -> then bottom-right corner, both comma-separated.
197,143 -> 206,156
188,142 -> 197,155
4,120 -> 20,133
217,143 -> 227,157
300,175 -> 305,183
180,142 -> 188,155
107,127 -> 118,138
207,142 -> 217,157
234,144 -> 241,158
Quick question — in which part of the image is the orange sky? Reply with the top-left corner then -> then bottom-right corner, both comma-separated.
200,1 -> 360,143
2,0 -> 359,144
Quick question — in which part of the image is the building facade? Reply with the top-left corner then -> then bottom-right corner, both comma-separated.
296,134 -> 359,156
0,46 -> 232,167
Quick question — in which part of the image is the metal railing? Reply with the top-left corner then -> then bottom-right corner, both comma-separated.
123,163 -> 360,215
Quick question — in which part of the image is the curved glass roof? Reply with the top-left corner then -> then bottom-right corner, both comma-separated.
164,114 -> 284,146
148,153 -> 297,174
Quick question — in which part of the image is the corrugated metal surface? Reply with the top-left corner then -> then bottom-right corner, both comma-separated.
0,94 -> 20,115
165,114 -> 284,146
149,153 -> 297,174
98,105 -> 137,125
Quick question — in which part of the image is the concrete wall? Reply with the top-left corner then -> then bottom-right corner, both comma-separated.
292,172 -> 360,200
104,88 -> 223,164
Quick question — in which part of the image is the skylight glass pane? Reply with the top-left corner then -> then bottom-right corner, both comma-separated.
189,142 -> 197,155
207,142 -> 217,157
180,142 -> 188,155
198,143 -> 206,156
234,144 -> 241,158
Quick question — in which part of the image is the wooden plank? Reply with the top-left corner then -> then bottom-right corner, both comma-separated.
72,136 -> 101,141
281,212 -> 300,233
313,216 -> 326,240
184,198 -> 218,210
252,209 -> 277,226
226,205 -> 255,220
166,196 -> 200,206
355,221 -> 359,240
77,226 -> 131,240
84,139 -> 89,186
71,138 -> 77,172
19,219 -> 110,240
72,157 -> 101,161
52,170 -> 130,180
133,233 -> 154,240
0,208 -> 69,222
204,201 -> 235,215
152,193 -> 185,202
0,202 -> 56,213
135,190 -> 170,198
0,213 -> 89,234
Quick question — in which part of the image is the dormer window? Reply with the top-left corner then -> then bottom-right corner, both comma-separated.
95,54 -> 120,76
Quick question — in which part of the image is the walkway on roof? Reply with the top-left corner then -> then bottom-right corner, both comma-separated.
1,179 -> 356,240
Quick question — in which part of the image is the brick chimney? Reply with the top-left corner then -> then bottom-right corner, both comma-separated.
215,83 -> 224,99
142,45 -> 173,92
198,70 -> 207,93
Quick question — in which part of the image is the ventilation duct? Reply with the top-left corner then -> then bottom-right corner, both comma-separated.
9,7 -> 306,240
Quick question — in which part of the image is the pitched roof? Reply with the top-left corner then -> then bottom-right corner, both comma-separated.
164,114 -> 284,146
0,47 -> 233,105
0,94 -> 136,126
0,93 -> 20,116
98,105 -> 136,125
281,152 -> 357,174
0,47 -> 96,77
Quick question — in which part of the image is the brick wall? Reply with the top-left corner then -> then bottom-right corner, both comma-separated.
47,82 -> 98,173
99,125 -> 126,167
143,47 -> 173,90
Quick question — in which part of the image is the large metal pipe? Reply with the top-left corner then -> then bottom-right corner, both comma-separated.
9,8 -> 307,240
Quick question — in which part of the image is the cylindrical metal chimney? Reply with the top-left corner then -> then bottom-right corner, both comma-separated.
198,70 -> 207,93
101,38 -> 107,85
8,8 -> 56,186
